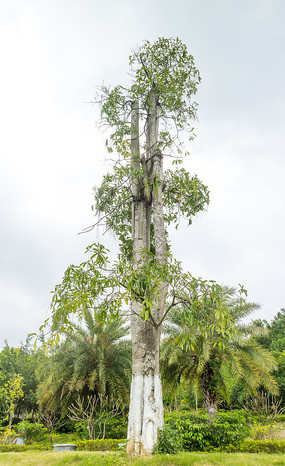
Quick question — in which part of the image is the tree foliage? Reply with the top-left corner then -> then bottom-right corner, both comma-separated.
40,37 -> 212,340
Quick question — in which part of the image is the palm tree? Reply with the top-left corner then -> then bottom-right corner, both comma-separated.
37,311 -> 131,413
161,291 -> 278,411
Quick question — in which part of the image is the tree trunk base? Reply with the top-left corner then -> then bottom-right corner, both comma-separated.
127,374 -> 163,454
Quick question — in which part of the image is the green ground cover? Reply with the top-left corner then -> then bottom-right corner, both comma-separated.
0,451 -> 285,465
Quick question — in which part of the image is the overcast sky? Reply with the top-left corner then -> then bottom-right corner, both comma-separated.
0,0 -> 284,348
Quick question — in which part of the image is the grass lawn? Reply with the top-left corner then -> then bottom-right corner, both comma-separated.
0,451 -> 285,465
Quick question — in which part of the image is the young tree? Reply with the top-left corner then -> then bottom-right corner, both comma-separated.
43,38 -> 246,453
1,374 -> 24,429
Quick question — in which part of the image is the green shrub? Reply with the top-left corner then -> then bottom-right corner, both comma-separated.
76,438 -> 126,451
153,425 -> 184,454
165,410 -> 250,451
0,444 -> 48,452
16,421 -> 48,444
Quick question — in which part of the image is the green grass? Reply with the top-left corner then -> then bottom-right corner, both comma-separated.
0,451 -> 285,465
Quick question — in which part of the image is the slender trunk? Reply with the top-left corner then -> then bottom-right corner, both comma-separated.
127,97 -> 164,454
201,365 -> 218,414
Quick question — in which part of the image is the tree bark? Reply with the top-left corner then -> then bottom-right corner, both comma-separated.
127,96 -> 165,454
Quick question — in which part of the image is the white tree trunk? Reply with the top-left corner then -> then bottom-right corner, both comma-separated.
127,97 -> 165,454
127,318 -> 163,454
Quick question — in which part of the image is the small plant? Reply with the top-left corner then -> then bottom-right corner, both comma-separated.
153,425 -> 184,454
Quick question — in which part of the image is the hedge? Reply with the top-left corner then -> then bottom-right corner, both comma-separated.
0,439 -> 127,453
207,439 -> 285,453
238,439 -> 285,453
0,444 -> 48,453
76,439 -> 127,451
1,438 -> 285,454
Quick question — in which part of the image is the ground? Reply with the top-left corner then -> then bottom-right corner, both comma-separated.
0,451 -> 285,465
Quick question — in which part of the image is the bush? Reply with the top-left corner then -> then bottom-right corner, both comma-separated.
153,425 -> 184,454
16,421 -> 48,444
76,438 -> 126,451
165,410 -> 251,451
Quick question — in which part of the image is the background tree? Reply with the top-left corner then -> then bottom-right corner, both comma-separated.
268,309 -> 285,352
0,339 -> 43,421
37,310 -> 131,414
38,407 -> 66,447
252,309 -> 285,406
161,290 -> 278,411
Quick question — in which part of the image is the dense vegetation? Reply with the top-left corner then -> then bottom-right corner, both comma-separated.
0,308 -> 284,453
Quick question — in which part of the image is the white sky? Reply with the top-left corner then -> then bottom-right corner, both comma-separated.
0,0 -> 284,347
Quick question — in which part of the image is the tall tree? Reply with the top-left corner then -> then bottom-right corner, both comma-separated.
94,38 -> 207,454
43,38 -> 246,453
